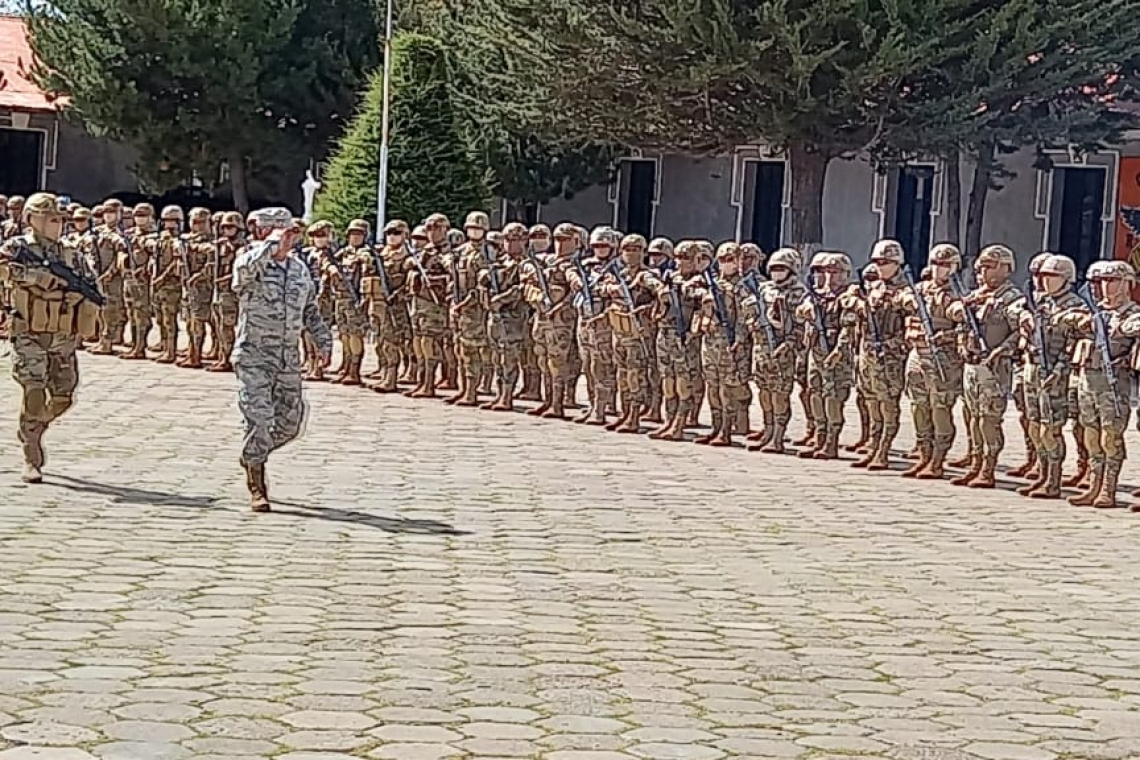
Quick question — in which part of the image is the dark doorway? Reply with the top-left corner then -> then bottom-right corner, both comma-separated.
0,129 -> 44,196
1049,167 -> 1105,279
893,165 -> 935,273
744,160 -> 785,253
620,160 -> 656,238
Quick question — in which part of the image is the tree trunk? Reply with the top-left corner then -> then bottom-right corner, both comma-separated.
229,147 -> 250,215
945,151 -> 962,247
788,141 -> 831,255
965,141 -> 995,260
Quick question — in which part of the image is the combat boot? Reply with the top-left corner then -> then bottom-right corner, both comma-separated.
852,434 -> 879,468
1093,461 -> 1122,509
902,443 -> 932,478
19,426 -> 44,484
865,442 -> 891,472
585,391 -> 608,425
1029,460 -> 1063,500
519,369 -> 542,401
456,377 -> 480,407
759,419 -> 788,454
796,429 -> 822,458
606,392 -> 629,430
617,406 -> 642,434
643,388 -> 663,424
1063,457 -> 1090,488
947,452 -> 974,469
542,380 -> 567,420
916,450 -> 946,480
184,337 -> 204,369
121,333 -> 147,360
89,337 -> 115,356
792,424 -> 816,447
156,335 -> 177,364
411,361 -> 439,398
734,407 -> 752,438
748,422 -> 774,452
1018,462 -> 1049,496
967,455 -> 997,489
563,380 -> 578,409
695,410 -> 723,445
1070,462 -> 1105,507
243,460 -> 270,512
844,428 -> 869,453
342,356 -> 363,386
1008,447 -> 1038,478
492,386 -> 515,412
814,428 -> 840,460
950,453 -> 983,486
527,395 -> 553,417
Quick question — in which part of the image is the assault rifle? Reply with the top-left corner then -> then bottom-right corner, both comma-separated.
858,268 -> 884,359
1023,281 -> 1051,379
704,263 -> 735,345
324,237 -> 361,308
949,272 -> 989,354
1078,282 -> 1123,417
525,244 -> 553,310
741,272 -> 778,351
902,265 -> 947,382
12,243 -> 105,307
612,261 -> 649,356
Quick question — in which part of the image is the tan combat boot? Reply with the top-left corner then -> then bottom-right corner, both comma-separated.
156,334 -> 177,364
760,418 -> 788,454
1007,446 -> 1038,478
617,405 -> 642,434
967,455 -> 997,489
950,453 -> 983,486
902,443 -> 932,478
814,427 -> 840,460
541,379 -> 567,420
1062,456 -> 1090,488
1068,462 -> 1103,507
1029,460 -> 1063,500
243,460 -> 270,512
916,449 -> 947,480
89,337 -> 115,356
1018,462 -> 1050,496
694,409 -> 722,445
20,425 -> 45,484
1093,461 -> 1122,509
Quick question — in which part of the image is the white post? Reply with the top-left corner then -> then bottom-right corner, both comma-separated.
375,0 -> 395,232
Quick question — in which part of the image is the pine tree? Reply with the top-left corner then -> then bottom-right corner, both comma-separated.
315,32 -> 489,232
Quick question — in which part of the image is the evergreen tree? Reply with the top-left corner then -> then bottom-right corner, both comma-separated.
26,0 -> 378,211
315,32 -> 488,231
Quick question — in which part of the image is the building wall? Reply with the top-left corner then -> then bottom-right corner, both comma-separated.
539,144 -> 1128,281
47,118 -> 140,203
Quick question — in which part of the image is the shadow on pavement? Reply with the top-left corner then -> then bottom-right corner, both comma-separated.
272,500 -> 469,535
45,474 -> 220,508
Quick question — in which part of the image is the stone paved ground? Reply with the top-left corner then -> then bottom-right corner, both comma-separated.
2,350 -> 1140,760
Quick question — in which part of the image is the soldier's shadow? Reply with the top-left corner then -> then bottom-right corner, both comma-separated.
45,474 -> 219,509
271,500 -> 469,536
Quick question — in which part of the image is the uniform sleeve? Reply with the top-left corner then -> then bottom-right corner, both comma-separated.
232,241 -> 275,295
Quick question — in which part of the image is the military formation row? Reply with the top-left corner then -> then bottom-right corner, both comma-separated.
4,198 -> 1140,511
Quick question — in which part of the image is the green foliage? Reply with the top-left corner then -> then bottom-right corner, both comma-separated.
25,0 -> 378,204
315,32 -> 488,232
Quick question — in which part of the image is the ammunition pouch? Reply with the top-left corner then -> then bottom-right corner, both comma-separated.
10,285 -> 99,338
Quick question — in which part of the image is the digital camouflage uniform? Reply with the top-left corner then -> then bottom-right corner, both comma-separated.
363,220 -> 411,393
569,227 -> 618,425
0,193 -> 101,483
1014,254 -> 1082,499
324,219 -> 370,385
643,236 -> 675,423
481,222 -> 529,412
519,224 -> 553,403
949,244 -> 1022,489
898,243 -> 966,479
89,200 -> 129,354
424,213 -> 458,391
178,208 -> 216,369
300,220 -> 336,381
599,233 -> 656,433
405,227 -> 450,398
522,223 -> 578,420
796,252 -> 855,459
119,205 -> 156,360
209,212 -> 243,373
846,241 -> 908,470
647,241 -> 703,441
1008,252 -> 1054,480
692,242 -> 747,447
149,206 -> 185,364
447,212 -> 492,406
233,209 -> 332,511
1064,260 -> 1140,509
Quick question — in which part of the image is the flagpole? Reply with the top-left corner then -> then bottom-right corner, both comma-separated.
375,0 -> 394,230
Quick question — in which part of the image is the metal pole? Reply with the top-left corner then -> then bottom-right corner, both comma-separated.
375,0 -> 394,230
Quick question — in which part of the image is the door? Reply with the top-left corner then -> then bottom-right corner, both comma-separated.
619,159 -> 656,238
1050,166 -> 1106,279
893,165 -> 935,273
745,160 -> 785,253
0,128 -> 44,196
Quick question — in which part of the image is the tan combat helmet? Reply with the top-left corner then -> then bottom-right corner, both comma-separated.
307,220 -> 335,237
977,243 -> 1015,270
528,223 -> 551,240
447,229 -> 466,248
220,211 -> 243,228
346,218 -> 370,237
870,239 -> 904,264
1028,251 -> 1052,275
502,221 -> 528,241
384,219 -> 409,237
768,247 -> 801,276
71,206 -> 91,223
189,207 -> 211,226
927,242 -> 961,270
1038,254 -> 1076,283
161,205 -> 184,223
621,233 -> 647,251
464,211 -> 489,231
648,237 -> 674,259
1087,259 -> 1136,281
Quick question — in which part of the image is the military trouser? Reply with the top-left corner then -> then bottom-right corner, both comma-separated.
654,331 -> 701,436
698,336 -> 749,442
235,361 -> 305,466
122,279 -> 152,358
961,360 -> 1012,459
748,343 -> 797,449
856,346 -> 906,463
613,335 -> 649,409
804,348 -> 853,454
372,309 -> 410,388
905,347 -> 963,454
578,320 -> 615,419
1021,363 -> 1071,489
97,282 -> 126,350
534,321 -> 575,415
151,285 -> 181,359
183,283 -> 213,366
11,333 -> 79,465
458,338 -> 491,389
1076,368 -> 1131,466
212,294 -> 239,367
488,316 -> 525,398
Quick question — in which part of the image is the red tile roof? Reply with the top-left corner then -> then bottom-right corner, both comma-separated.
0,15 -> 60,112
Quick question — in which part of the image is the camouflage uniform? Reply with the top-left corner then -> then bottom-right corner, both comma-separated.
0,193 -> 100,483
568,227 -> 619,425
149,206 -> 185,364
119,204 -> 156,360
481,222 -> 529,411
598,233 -> 656,433
647,240 -> 704,441
209,212 -> 243,373
1014,254 -> 1083,499
739,248 -> 804,453
643,237 -> 674,423
405,225 -> 450,398
796,252 -> 855,459
1064,260 -> 1140,509
178,208 -> 216,369
691,241 -> 748,446
0,196 -> 24,239
89,200 -> 129,354
300,220 -> 336,381
447,212 -> 492,406
846,241 -> 908,470
948,245 -> 1022,488
517,223 -> 552,401
522,222 -> 578,419
363,220 -> 412,393
424,214 -> 458,391
897,244 -> 966,479
1008,252 -> 1054,480
323,219 -> 370,385
233,208 -> 332,511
